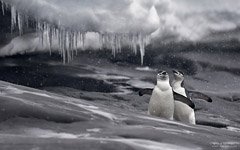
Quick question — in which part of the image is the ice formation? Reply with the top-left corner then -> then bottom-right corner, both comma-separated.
1,0 -> 4,15
1,0 -> 240,64
1,0 -> 159,64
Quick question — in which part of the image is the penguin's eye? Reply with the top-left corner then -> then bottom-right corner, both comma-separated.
178,71 -> 184,75
157,71 -> 167,76
162,72 -> 167,75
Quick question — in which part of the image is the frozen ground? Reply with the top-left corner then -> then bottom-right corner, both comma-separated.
0,80 -> 239,150
0,50 -> 240,149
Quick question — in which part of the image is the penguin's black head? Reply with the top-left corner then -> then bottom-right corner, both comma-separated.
172,70 -> 184,81
157,71 -> 169,81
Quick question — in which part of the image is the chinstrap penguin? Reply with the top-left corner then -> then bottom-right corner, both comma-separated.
172,70 -> 196,124
148,71 -> 175,120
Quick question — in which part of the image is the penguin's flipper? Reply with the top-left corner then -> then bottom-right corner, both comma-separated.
187,90 -> 212,103
173,91 -> 195,109
138,88 -> 153,96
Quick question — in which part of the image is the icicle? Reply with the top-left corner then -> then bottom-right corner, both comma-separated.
25,14 -> 29,28
61,30 -> 66,64
110,34 -> 116,57
65,31 -> 71,62
117,36 -> 122,53
57,28 -> 61,55
1,1 -> 5,15
100,33 -> 106,49
74,32 -> 79,55
138,34 -> 145,65
138,35 -> 150,65
82,33 -> 86,49
17,13 -> 23,35
99,34 -> 103,48
40,23 -> 44,46
73,32 -> 78,54
44,23 -> 51,52
69,32 -> 74,59
48,27 -> 53,55
11,6 -> 17,32
131,35 -> 137,55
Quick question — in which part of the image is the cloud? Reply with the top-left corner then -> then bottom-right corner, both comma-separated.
152,0 -> 240,41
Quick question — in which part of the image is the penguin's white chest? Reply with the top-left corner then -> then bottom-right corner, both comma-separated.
148,86 -> 174,120
173,86 -> 195,124
174,101 -> 195,124
173,87 -> 187,97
